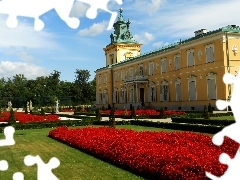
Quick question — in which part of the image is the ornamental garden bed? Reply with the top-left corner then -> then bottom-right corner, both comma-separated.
171,118 -> 234,126
48,126 -> 239,180
0,111 -> 59,123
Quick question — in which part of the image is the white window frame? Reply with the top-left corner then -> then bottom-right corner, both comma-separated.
160,80 -> 169,102
98,91 -> 102,104
174,54 -> 180,70
161,58 -> 167,73
205,44 -> 214,63
139,64 -> 144,75
114,72 -> 117,82
103,90 -> 108,104
149,62 -> 154,75
113,88 -> 118,103
98,75 -> 101,85
129,67 -> 133,77
188,75 -> 197,101
120,87 -> 126,103
206,72 -> 217,100
129,85 -> 134,102
175,78 -> 182,101
187,49 -> 195,67
148,82 -> 156,102
103,73 -> 107,84
121,69 -> 125,80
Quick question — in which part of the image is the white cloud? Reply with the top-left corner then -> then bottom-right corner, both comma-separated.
153,41 -> 163,47
70,2 -> 89,18
0,15 -> 60,50
133,0 -> 165,15
133,32 -> 154,44
78,21 -> 108,36
139,0 -> 240,39
0,61 -> 51,79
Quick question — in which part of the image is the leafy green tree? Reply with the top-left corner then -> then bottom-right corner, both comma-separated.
109,107 -> 115,128
203,105 -> 210,119
159,107 -> 166,119
8,108 -> 16,125
73,69 -> 92,105
95,108 -> 101,121
131,106 -> 136,119
208,103 -> 213,113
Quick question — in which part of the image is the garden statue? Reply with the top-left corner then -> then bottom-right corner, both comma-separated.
8,101 -> 12,111
55,100 -> 59,113
27,101 -> 30,112
29,100 -> 33,111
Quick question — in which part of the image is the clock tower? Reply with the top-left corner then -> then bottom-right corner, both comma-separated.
103,8 -> 142,67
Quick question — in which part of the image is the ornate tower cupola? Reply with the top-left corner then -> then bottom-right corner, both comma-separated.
109,8 -> 138,44
104,8 -> 142,67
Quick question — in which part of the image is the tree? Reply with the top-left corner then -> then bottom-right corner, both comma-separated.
95,108 -> 102,121
131,106 -> 136,119
109,107 -> 115,128
72,69 -> 92,105
8,108 -> 16,125
208,103 -> 213,113
159,107 -> 166,119
203,105 -> 210,119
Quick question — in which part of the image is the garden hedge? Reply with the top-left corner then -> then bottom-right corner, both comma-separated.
171,118 -> 234,126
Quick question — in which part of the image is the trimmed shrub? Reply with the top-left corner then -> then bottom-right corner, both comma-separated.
8,108 -> 16,125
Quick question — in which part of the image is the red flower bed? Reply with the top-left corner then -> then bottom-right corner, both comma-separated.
61,108 -> 75,112
100,109 -> 185,116
49,126 -> 239,179
0,112 -> 59,123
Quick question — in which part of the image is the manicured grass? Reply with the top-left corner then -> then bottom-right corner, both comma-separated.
209,116 -> 235,120
195,115 -> 235,120
0,125 -> 214,179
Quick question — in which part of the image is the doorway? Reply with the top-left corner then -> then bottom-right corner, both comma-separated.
140,88 -> 145,106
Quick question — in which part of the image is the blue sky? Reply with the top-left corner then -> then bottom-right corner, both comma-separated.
0,0 -> 239,82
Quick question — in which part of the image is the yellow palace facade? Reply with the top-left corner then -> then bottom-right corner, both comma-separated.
95,8 -> 240,111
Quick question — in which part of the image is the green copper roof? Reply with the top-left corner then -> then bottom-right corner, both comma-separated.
96,25 -> 240,72
107,8 -> 138,46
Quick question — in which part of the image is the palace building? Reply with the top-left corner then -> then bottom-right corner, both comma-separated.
94,8 -> 240,111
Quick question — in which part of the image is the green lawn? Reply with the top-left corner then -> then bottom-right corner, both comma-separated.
0,125 -> 213,180
195,116 -> 235,120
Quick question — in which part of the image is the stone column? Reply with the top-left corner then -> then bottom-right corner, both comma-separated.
135,82 -> 138,103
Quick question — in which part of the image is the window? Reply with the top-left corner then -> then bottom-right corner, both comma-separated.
121,70 -> 125,80
148,83 -> 156,102
187,49 -> 195,67
129,86 -> 134,102
174,55 -> 180,70
160,80 -> 169,101
98,91 -> 102,104
206,72 -> 217,100
98,75 -> 101,85
103,74 -> 107,84
129,67 -> 133,77
149,62 -> 154,75
175,78 -> 182,101
121,87 -> 126,103
103,90 -> 108,104
113,88 -> 118,103
205,44 -> 214,63
139,65 -> 144,75
114,72 -> 117,82
161,58 -> 167,73
188,75 -> 197,101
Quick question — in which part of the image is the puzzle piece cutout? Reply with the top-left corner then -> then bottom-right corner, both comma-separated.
24,155 -> 60,180
206,70 -> 240,179
0,126 -> 15,173
0,0 -> 123,31
78,0 -> 123,30
0,126 -> 15,147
